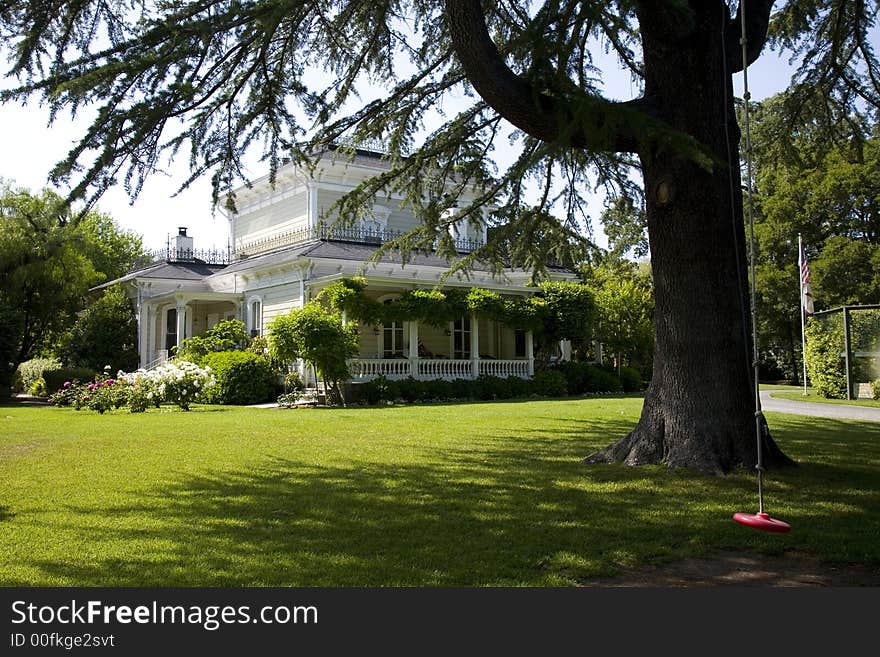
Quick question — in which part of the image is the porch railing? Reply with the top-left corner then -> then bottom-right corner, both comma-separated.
347,358 -> 530,381
478,359 -> 530,378
348,358 -> 412,380
417,359 -> 472,379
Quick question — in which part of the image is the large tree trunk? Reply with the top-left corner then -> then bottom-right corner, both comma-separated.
445,0 -> 794,474
585,2 -> 793,474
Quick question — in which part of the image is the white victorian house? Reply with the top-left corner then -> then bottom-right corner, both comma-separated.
109,148 -> 576,383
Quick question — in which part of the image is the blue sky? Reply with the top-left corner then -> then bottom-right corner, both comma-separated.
0,41 -> 796,253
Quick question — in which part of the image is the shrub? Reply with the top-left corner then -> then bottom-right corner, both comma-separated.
44,367 -> 95,394
589,366 -> 624,393
201,351 -> 276,405
60,285 -> 138,374
472,375 -> 512,400
531,369 -> 568,397
269,304 -> 358,405
618,366 -> 643,392
48,381 -> 86,407
872,378 -> 880,401
29,377 -> 48,397
422,378 -> 457,401
804,318 -> 846,398
358,376 -> 393,405
284,371 -> 305,395
176,319 -> 251,363
81,378 -> 129,414
395,376 -> 426,403
14,357 -> 61,393
119,361 -> 216,410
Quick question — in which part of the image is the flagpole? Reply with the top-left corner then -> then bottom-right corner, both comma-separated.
799,233 -> 808,396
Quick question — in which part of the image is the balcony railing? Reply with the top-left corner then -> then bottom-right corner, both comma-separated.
150,247 -> 231,265
235,225 -> 484,259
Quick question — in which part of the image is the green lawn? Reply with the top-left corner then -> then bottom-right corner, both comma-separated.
1,398 -> 879,586
770,388 -> 880,408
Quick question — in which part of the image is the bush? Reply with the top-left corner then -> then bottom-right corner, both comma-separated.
29,377 -> 48,397
872,378 -> 880,401
357,375 -> 394,405
590,366 -> 623,393
60,285 -> 138,374
119,361 -> 216,411
422,378 -> 458,401
201,351 -> 276,405
283,370 -> 304,394
552,361 -> 623,394
44,367 -> 96,394
618,366 -> 644,392
804,318 -> 846,398
176,319 -> 251,363
472,375 -> 513,400
531,369 -> 568,397
14,357 -> 61,394
394,376 -> 426,403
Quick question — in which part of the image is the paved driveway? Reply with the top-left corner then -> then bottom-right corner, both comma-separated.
760,390 -> 880,423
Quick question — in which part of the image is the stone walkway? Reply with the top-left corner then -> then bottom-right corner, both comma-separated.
760,390 -> 880,423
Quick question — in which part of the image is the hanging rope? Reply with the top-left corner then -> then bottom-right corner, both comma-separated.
732,0 -> 791,533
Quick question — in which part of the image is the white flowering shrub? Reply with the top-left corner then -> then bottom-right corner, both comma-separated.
119,360 -> 215,411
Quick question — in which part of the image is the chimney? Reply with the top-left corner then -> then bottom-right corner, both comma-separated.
173,227 -> 194,259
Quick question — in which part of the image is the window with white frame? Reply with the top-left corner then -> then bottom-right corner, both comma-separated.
380,297 -> 404,358
452,317 -> 471,359
382,321 -> 405,358
165,308 -> 177,351
514,329 -> 527,358
250,299 -> 262,337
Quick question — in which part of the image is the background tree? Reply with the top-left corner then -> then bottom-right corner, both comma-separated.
268,304 -> 358,406
749,94 -> 880,380
0,183 -> 147,367
2,1 -> 877,472
60,284 -> 139,374
533,281 -> 597,363
600,196 -> 649,261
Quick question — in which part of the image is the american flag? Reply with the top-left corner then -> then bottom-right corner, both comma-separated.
799,242 -> 814,316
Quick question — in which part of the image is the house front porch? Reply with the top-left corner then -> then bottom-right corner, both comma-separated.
346,314 -> 536,381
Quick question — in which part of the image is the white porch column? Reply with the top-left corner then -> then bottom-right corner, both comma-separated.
138,303 -> 151,368
595,341 -> 604,365
526,330 -> 535,377
175,299 -> 188,352
470,313 -> 480,379
560,339 -> 572,362
408,321 -> 419,378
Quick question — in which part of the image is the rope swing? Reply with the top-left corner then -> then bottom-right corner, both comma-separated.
731,1 -> 791,534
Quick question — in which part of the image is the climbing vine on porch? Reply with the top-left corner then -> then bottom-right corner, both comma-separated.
317,277 -> 595,342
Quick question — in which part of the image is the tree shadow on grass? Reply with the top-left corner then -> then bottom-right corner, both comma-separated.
9,415 -> 880,586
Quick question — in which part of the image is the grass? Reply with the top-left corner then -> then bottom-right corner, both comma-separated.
1,398 -> 879,586
770,388 -> 880,408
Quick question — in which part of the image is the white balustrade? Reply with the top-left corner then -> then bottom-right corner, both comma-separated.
478,359 -> 529,378
417,359 -> 472,380
348,359 -> 412,380
349,358 -> 531,381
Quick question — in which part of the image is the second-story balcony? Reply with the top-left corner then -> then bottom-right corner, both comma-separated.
234,225 -> 485,260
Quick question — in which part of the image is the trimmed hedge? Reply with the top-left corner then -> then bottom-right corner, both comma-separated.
200,351 -> 278,405
352,365 -> 627,406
